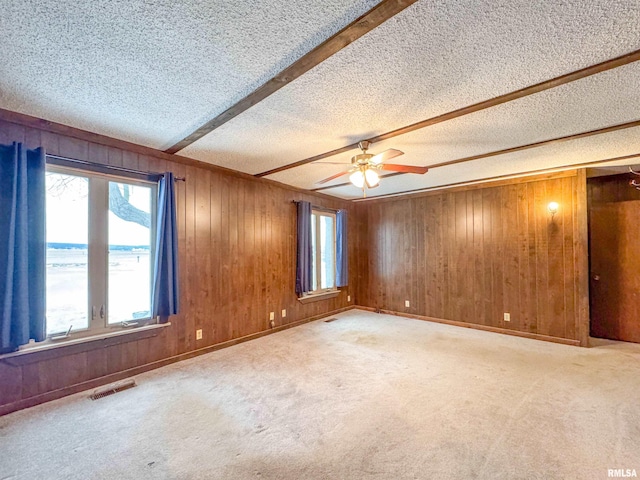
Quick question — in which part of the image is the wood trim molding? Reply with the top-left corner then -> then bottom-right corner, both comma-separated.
0,324 -> 169,366
297,291 -> 340,304
164,0 -> 419,154
355,307 -> 582,346
312,120 -> 640,192
318,168 -> 576,197
359,170 -> 578,201
575,169 -> 590,347
352,153 -> 640,203
257,49 -> 640,177
0,307 -> 356,416
426,120 -> 640,169
0,108 -> 345,204
355,171 -> 578,203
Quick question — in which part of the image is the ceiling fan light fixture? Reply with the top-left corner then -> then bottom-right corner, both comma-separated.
317,142 -> 422,194
349,170 -> 365,188
364,168 -> 380,187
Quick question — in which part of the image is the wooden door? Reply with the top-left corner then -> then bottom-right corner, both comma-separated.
590,201 -> 640,343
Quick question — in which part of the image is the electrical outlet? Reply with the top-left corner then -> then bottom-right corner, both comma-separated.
281,309 -> 286,318
503,312 -> 510,322
347,295 -> 351,302
196,329 -> 203,340
269,312 -> 275,321
405,300 -> 410,308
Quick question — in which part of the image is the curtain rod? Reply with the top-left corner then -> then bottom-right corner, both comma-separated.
291,200 -> 340,213
45,153 -> 186,181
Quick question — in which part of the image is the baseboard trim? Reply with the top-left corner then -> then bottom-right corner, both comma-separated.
0,306 -> 355,416
354,306 -> 582,347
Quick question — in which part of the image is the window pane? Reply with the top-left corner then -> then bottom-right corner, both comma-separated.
46,173 -> 89,334
108,182 -> 153,323
311,214 -> 317,292
320,215 -> 335,289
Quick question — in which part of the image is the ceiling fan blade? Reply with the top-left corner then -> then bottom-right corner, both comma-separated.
316,170 -> 351,185
380,164 -> 429,174
370,149 -> 404,164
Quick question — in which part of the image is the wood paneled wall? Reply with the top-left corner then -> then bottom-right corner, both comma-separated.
355,172 -> 589,345
588,173 -> 640,205
0,109 -> 593,414
587,173 -> 640,343
0,118 -> 355,413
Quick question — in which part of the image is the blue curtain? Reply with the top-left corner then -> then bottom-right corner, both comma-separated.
336,209 -> 348,287
295,201 -> 312,295
151,172 -> 180,320
0,143 -> 46,352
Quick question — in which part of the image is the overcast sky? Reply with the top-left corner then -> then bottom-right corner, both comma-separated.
46,173 -> 151,247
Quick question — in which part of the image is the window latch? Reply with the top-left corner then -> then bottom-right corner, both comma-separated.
49,325 -> 73,341
100,305 -> 105,319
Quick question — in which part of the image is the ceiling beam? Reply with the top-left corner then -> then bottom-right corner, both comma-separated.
311,119 -> 640,191
164,0 -> 419,154
352,152 -> 640,202
0,107 -> 343,202
427,119 -> 640,169
257,49 -> 640,177
313,172 -> 402,191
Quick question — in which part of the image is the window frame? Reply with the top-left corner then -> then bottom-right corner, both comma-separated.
43,165 -> 159,343
309,208 -> 338,295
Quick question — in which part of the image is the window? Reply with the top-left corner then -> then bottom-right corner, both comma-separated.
45,167 -> 157,338
310,209 -> 337,293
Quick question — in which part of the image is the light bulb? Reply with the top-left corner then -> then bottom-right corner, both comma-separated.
364,168 -> 380,187
349,170 -> 365,188
547,202 -> 559,214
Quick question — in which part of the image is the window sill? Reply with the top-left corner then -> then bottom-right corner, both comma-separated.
0,322 -> 171,365
298,290 -> 340,304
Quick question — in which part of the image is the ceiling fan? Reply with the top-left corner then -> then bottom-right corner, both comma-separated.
315,141 -> 429,197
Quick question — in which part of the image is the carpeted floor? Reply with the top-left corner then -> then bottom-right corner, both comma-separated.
1,310 -> 639,479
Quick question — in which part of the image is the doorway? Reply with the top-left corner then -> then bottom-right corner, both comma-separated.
589,174 -> 640,343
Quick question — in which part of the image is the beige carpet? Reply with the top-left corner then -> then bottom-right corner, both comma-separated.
1,310 -> 639,479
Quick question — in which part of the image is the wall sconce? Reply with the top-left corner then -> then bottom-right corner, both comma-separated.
547,202 -> 559,218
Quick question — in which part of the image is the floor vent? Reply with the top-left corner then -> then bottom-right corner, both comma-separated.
89,379 -> 136,400
324,317 -> 338,323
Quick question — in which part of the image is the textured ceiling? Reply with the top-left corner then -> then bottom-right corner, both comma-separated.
181,0 -> 640,177
0,0 -> 379,148
330,125 -> 640,199
266,62 -> 640,194
1,0 -> 639,199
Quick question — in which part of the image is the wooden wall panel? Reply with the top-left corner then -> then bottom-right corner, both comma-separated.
587,173 -> 640,344
352,204 -> 368,307
0,110 -> 593,413
0,118 -> 355,413
357,173 -> 587,343
589,201 -> 640,343
588,173 -> 640,205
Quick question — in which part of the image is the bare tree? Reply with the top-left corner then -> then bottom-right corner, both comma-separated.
109,183 -> 151,228
47,174 -> 151,229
